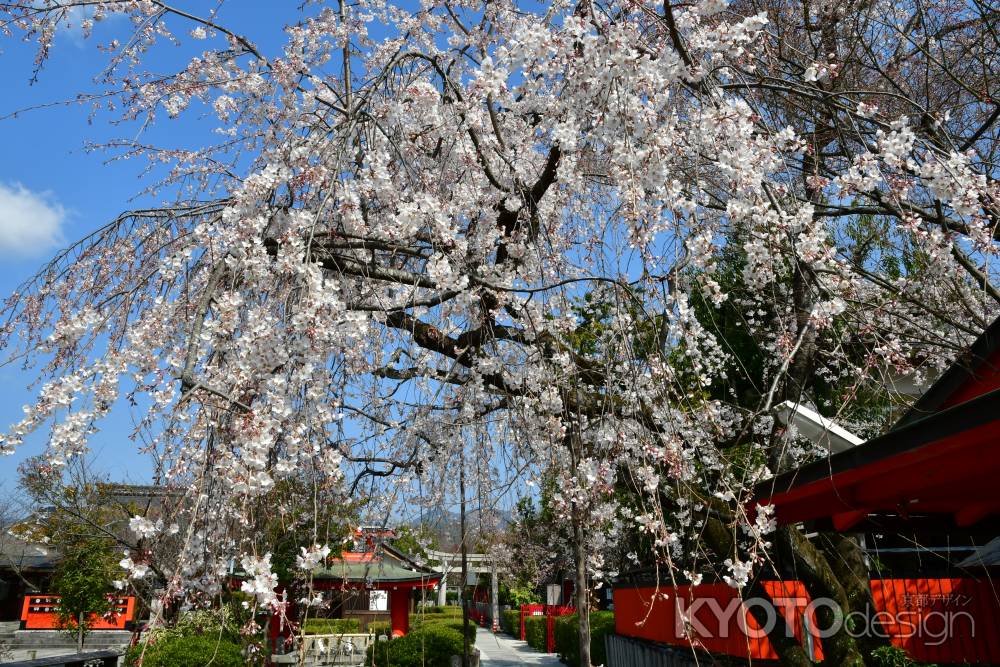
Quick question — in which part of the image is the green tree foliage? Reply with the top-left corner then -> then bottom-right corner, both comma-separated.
687,230 -> 900,435
50,537 -> 118,652
499,583 -> 541,607
255,478 -> 353,586
392,524 -> 439,560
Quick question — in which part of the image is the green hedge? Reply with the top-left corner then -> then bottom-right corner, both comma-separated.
411,615 -> 476,642
523,615 -> 546,652
440,620 -> 476,643
553,612 -> 615,667
368,620 -> 392,637
125,634 -> 244,667
416,605 -> 462,616
501,609 -> 520,636
365,623 -> 466,667
553,615 -> 575,663
302,618 -> 360,635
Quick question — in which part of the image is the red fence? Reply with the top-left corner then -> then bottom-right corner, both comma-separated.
519,603 -> 575,652
21,595 -> 136,630
614,582 -> 821,661
615,578 -> 1000,664
872,578 -> 1000,664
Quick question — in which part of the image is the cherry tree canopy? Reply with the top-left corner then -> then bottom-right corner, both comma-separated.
0,0 -> 997,615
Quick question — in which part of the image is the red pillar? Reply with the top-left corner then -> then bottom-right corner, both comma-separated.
389,588 -> 410,637
267,586 -> 292,656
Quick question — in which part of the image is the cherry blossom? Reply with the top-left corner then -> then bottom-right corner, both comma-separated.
1,1 -> 998,663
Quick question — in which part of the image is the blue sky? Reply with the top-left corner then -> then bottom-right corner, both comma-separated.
0,2 -> 295,492
0,2 -> 532,520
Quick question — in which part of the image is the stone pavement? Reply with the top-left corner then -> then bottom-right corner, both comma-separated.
475,627 -> 564,666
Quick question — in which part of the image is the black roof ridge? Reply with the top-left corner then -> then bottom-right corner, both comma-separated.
381,543 -> 434,574
755,385 -> 1000,501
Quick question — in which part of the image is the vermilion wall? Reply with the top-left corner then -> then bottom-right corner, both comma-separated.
614,579 -> 1000,664
20,595 -> 135,630
613,582 -> 820,661
871,578 -> 1000,664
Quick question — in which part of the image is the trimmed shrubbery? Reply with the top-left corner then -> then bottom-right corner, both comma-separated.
411,613 -> 477,644
302,618 -> 361,635
124,608 -> 247,667
553,615 -> 574,661
365,623 -> 466,667
368,620 -> 392,637
523,615 -> 546,652
125,634 -> 244,667
553,611 -> 615,667
416,604 -> 463,616
501,609 -> 520,636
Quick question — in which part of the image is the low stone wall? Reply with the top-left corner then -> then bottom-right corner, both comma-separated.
12,630 -> 131,650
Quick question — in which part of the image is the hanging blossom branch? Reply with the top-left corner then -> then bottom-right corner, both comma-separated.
0,5 -> 997,659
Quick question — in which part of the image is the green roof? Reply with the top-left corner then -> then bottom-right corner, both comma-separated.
314,560 -> 435,583
314,546 -> 438,584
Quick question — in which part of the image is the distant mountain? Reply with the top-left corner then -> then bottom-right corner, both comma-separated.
410,505 -> 511,551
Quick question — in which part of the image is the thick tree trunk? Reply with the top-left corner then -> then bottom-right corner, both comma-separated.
703,515 -> 876,666
776,526 -> 868,666
703,516 -> 813,666
572,509 -> 592,667
816,532 -> 888,659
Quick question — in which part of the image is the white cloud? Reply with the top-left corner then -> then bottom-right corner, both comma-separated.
0,183 -> 67,256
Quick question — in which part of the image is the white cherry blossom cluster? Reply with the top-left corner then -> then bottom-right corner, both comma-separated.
0,0 -> 996,609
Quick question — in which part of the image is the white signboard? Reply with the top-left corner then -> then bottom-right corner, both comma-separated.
369,590 -> 388,612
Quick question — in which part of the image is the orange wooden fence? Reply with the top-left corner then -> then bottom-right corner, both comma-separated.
614,578 -> 1000,664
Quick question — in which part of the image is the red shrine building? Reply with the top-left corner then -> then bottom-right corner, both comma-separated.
312,528 -> 440,637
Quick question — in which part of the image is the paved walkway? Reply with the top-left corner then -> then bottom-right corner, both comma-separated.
475,627 -> 563,666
